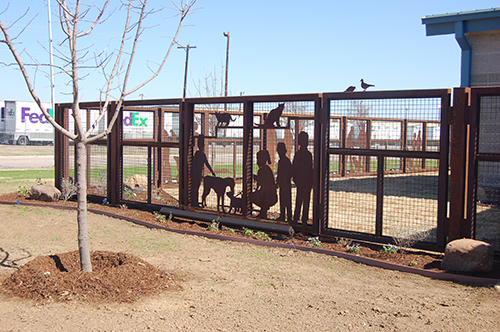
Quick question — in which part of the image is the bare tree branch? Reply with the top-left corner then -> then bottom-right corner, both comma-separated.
0,20 -> 76,140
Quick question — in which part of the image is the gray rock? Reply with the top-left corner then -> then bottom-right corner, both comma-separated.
30,185 -> 61,202
441,238 -> 493,273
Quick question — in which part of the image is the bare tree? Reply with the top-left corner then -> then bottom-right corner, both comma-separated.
0,0 -> 196,272
191,65 -> 225,136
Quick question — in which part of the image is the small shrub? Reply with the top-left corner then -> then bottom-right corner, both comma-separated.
347,243 -> 361,253
382,243 -> 398,254
60,177 -> 77,201
392,225 -> 431,257
306,236 -> 322,247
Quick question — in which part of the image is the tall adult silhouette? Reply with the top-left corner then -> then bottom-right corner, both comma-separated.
276,142 -> 293,222
292,131 -> 313,223
191,135 -> 215,207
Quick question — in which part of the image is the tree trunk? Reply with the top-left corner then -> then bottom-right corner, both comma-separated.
75,140 -> 92,272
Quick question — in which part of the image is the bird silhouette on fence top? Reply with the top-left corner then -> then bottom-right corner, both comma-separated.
360,79 -> 374,91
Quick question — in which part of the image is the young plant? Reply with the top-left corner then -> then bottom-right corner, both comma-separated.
102,198 -> 109,206
409,260 -> 418,266
16,186 -> 30,197
152,188 -> 164,201
222,226 -> 235,233
208,220 -> 220,231
154,212 -> 167,223
242,227 -> 254,236
254,231 -> 272,242
382,243 -> 398,254
306,236 -> 322,247
347,243 -> 362,253
337,237 -> 352,247
123,186 -> 137,198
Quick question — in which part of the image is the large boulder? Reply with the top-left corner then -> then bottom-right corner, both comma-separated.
30,185 -> 61,202
441,238 -> 493,273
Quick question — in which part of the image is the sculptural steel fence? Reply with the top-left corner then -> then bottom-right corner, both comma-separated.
52,88 -> 500,253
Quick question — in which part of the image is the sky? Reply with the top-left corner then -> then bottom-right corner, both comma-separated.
1,0 -> 499,104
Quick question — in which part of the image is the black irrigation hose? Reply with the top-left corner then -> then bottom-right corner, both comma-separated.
1,200 -> 499,286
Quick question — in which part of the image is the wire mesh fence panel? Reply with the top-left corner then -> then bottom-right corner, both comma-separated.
382,161 -> 439,243
192,103 -> 244,214
157,146 -> 179,207
122,146 -> 149,203
87,144 -> 107,197
476,162 -> 500,251
327,154 -> 377,234
478,96 -> 500,154
475,96 -> 500,251
251,101 -> 315,223
327,95 -> 444,241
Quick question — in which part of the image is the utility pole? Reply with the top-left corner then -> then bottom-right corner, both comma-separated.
47,0 -> 55,114
178,44 -> 196,99
223,32 -> 230,111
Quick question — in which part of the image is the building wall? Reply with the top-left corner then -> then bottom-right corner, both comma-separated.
468,30 -> 500,86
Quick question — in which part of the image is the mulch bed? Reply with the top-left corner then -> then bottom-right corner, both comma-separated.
1,250 -> 180,303
1,192 -> 499,303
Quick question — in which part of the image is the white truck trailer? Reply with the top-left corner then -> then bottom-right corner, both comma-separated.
1,100 -> 54,145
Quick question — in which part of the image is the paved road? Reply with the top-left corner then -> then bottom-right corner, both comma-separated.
0,155 -> 54,169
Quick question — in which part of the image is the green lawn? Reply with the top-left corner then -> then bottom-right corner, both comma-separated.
0,169 -> 55,194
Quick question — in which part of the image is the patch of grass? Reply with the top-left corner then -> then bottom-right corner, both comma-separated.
128,234 -> 178,252
0,169 -> 54,181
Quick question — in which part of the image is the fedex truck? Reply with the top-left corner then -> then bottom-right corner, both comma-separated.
1,101 -> 54,145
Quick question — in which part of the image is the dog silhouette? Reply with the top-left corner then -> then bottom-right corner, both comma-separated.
201,176 -> 235,212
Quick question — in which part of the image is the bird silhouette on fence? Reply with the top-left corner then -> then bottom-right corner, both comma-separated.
360,79 -> 374,91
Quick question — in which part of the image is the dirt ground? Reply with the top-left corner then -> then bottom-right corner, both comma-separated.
1,203 -> 499,331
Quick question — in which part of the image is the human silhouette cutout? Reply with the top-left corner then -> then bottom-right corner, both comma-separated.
346,126 -> 356,173
251,149 -> 278,219
161,129 -> 173,184
357,122 -> 367,170
292,131 -> 313,223
268,128 -> 277,170
416,129 -> 422,169
191,135 -> 215,207
276,142 -> 293,222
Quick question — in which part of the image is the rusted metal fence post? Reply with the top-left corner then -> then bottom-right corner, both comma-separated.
54,104 -> 69,190
107,101 -> 122,205
242,100 -> 254,217
448,88 -> 471,241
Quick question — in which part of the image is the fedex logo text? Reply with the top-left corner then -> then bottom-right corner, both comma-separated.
21,107 -> 53,124
123,112 -> 148,127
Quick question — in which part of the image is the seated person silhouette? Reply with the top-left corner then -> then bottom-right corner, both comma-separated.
250,149 -> 278,219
